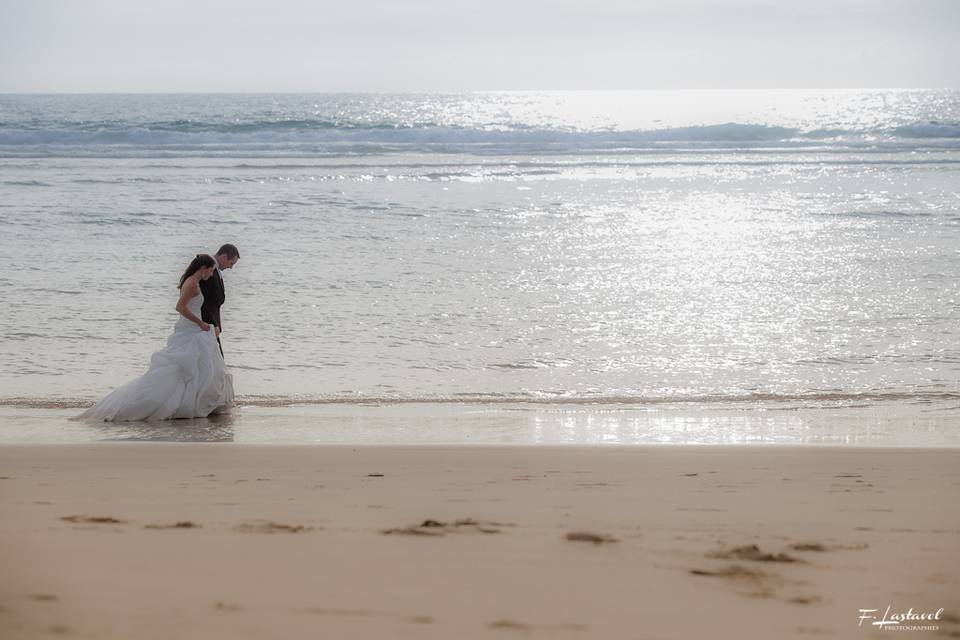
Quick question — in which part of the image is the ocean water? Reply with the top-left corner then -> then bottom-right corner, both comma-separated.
1,91 -> 959,432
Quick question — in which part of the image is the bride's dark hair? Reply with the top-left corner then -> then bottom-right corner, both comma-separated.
178,254 -> 216,289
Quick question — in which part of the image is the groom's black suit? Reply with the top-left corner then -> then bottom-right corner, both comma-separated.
199,268 -> 225,355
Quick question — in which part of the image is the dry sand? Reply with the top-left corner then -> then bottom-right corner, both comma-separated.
1,444 -> 958,639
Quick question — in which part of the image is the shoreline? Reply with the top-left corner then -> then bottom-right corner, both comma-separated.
2,444 -> 958,639
2,401 -> 959,446
4,388 -> 960,408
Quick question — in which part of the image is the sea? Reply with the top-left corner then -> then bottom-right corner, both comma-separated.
1,90 -> 958,444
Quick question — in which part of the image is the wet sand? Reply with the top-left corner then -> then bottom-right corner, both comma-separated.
1,444 -> 958,639
4,401 -> 960,445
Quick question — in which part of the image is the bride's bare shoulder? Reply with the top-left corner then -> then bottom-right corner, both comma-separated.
180,277 -> 200,296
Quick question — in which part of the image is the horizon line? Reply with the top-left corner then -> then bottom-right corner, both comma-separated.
1,87 -> 957,96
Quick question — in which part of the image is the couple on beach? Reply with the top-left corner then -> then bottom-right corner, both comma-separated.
78,245 -> 240,422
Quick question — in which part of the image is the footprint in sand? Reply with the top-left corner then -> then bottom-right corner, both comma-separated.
301,607 -> 373,618
381,518 -> 509,536
233,521 -> 317,534
145,521 -> 202,530
691,565 -> 767,578
489,619 -> 532,631
692,545 -> 834,602
28,594 -> 59,602
489,619 -> 587,632
300,607 -> 433,624
564,531 -> 619,545
708,544 -> 803,563
61,515 -> 128,525
689,564 -> 783,599
788,541 -> 868,552
382,524 -> 445,537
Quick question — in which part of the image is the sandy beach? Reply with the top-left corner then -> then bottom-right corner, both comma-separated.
4,3 -> 960,637
1,444 -> 957,639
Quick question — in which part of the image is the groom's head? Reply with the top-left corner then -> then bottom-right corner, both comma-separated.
215,244 -> 240,270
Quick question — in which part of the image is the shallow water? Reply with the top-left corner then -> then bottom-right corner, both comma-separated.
1,91 -> 959,439
2,402 -> 957,446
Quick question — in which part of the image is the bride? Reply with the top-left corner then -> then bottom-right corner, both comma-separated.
78,254 -> 234,422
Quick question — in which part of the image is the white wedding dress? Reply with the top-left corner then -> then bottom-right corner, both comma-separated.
78,292 -> 234,422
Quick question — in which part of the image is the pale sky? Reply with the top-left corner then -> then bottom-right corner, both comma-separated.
0,0 -> 957,92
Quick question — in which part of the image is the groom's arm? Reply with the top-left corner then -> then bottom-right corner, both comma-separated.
213,273 -> 224,331
198,277 -> 223,330
203,304 -> 222,330
202,299 -> 222,330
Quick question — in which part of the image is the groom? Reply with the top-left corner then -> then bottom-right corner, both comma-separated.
200,243 -> 240,356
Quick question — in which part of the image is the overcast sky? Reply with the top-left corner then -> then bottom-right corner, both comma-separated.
0,0 -> 957,92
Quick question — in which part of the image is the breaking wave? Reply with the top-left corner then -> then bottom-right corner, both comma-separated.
2,120 -> 960,157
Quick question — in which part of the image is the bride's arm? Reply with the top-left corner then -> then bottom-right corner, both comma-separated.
175,278 -> 209,330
